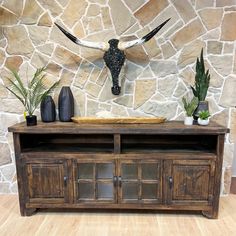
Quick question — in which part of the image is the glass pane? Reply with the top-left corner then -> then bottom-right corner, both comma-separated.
78,163 -> 93,179
142,163 -> 158,180
122,182 -> 139,200
122,164 -> 138,179
97,182 -> 113,199
78,182 -> 94,199
97,163 -> 113,179
142,183 -> 157,199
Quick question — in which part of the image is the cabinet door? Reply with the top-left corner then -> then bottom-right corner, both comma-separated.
165,160 -> 215,205
25,160 -> 69,204
75,160 -> 116,203
118,160 -> 162,204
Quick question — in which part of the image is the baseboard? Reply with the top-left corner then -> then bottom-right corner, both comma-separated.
230,177 -> 236,194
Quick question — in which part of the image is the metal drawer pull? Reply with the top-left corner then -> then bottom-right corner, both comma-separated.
169,176 -> 173,189
118,176 -> 122,187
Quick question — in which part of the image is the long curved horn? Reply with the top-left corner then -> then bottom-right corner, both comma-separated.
55,23 -> 109,51
118,18 -> 171,50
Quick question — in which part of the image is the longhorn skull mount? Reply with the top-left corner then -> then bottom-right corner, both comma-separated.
55,18 -> 170,95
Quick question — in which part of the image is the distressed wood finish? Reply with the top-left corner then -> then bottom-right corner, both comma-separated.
9,121 -> 229,218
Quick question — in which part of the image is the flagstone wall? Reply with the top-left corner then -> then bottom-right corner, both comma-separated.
0,0 -> 235,194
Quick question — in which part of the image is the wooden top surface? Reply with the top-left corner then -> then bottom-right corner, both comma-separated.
8,121 -> 229,134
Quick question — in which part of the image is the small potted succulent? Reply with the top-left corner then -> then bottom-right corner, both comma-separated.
191,48 -> 211,120
198,110 -> 210,126
5,67 -> 59,126
182,96 -> 198,125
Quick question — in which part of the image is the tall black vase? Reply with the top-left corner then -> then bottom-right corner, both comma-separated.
58,86 -> 74,122
40,96 -> 56,122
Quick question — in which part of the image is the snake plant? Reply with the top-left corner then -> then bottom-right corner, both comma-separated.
182,96 -> 198,117
5,67 -> 59,117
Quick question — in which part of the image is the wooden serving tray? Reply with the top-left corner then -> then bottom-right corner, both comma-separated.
71,117 -> 166,124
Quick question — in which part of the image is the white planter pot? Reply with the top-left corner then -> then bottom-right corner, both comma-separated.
198,118 -> 209,126
184,116 -> 193,125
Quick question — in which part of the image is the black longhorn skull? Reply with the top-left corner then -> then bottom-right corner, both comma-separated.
55,18 -> 170,95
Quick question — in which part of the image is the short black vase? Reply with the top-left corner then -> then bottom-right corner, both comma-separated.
58,86 -> 74,122
26,115 -> 37,126
40,95 -> 56,122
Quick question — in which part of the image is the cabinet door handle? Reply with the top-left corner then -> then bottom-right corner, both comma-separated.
113,176 -> 118,187
64,176 -> 67,187
169,176 -> 173,189
118,176 -> 122,187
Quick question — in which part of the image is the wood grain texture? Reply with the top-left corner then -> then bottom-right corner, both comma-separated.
0,195 -> 236,236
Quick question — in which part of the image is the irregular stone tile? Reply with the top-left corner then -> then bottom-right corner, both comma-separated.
96,67 -> 108,86
230,108 -> 236,142
208,97 -> 220,115
89,0 -> 106,4
126,45 -> 149,66
101,7 -> 113,29
221,13 -> 236,41
134,79 -> 156,108
4,25 -> 34,58
37,0 -> 62,17
38,12 -> 52,27
139,66 -> 155,78
85,82 -> 102,98
234,50 -> 236,74
172,0 -> 196,23
158,75 -> 178,98
31,51 -> 50,68
196,0 -> 214,9
99,103 -> 111,112
53,46 -> 81,71
56,0 -> 69,7
0,98 -> 25,114
202,28 -> 221,40
0,143 -> 11,165
199,9 -> 223,30
74,61 -> 94,88
73,21 -> 85,39
123,23 -> 140,35
223,166 -> 232,195
223,43 -> 234,54
208,55 -> 233,76
127,109 -> 152,117
178,40 -> 205,68
216,0 -> 236,7
211,109 -> 229,129
163,20 -> 183,39
3,0 -> 23,16
87,16 -> 103,34
114,95 -> 133,108
225,6 -> 236,11
109,0 -> 136,35
219,76 -> 236,107
5,56 -> 23,71
59,69 -> 75,87
71,87 -> 85,116
37,43 -> 54,56
207,41 -> 223,54
0,49 -> 5,67
171,19 -> 206,50
134,0 -> 169,26
150,60 -> 178,77
0,164 -> 15,181
0,7 -> 18,25
0,182 -> 10,194
123,0 -> 145,12
61,0 -> 88,28
0,85 -> 8,99
10,182 -> 18,194
111,104 -> 128,117
87,99 -> 100,116
124,81 -> 134,94
149,6 -> 179,36
223,144 -> 234,168
151,92 -> 167,102
173,81 -> 187,98
179,67 -> 195,86
161,42 -> 176,59
125,61 -> 143,81
28,26 -> 49,46
141,101 -> 178,120
21,0 -> 43,24
0,39 -> 7,48
46,63 -> 62,77
89,67 -> 101,82
87,4 -> 100,16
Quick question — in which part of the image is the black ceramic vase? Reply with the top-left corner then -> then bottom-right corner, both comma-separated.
58,86 -> 74,122
26,115 -> 37,126
40,95 -> 56,122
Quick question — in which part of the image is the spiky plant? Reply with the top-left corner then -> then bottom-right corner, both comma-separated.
191,48 -> 210,101
182,96 -> 198,116
5,67 -> 59,116
198,110 -> 210,120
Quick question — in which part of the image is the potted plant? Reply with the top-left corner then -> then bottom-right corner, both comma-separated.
5,67 -> 59,126
198,110 -> 210,126
191,48 -> 210,120
182,96 -> 198,125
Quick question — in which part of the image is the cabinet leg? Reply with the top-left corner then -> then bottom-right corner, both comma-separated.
20,207 -> 37,216
202,210 -> 218,219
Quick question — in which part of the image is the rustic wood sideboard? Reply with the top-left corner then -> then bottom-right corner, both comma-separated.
9,121 -> 229,218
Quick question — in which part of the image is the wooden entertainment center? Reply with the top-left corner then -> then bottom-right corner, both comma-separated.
9,121 -> 229,218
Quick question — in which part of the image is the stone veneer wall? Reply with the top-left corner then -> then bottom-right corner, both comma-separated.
0,0 -> 236,194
